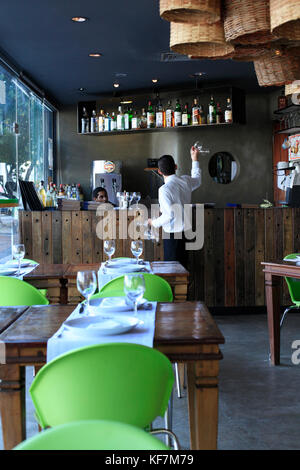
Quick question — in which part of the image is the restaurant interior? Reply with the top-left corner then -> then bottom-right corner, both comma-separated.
1,0 -> 300,452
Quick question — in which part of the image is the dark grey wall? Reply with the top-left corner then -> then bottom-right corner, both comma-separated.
57,90 -> 273,207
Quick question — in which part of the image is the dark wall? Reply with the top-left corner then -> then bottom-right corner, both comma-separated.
57,90 -> 273,207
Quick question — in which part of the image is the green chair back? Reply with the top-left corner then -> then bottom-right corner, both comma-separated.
0,276 -> 49,306
94,273 -> 173,302
14,420 -> 169,450
30,343 -> 174,429
283,254 -> 300,306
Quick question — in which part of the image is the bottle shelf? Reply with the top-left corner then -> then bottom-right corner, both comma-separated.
77,121 -> 234,136
276,127 -> 300,135
274,104 -> 300,115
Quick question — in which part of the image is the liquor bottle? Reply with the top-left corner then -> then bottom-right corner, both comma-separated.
58,184 -> 65,197
216,103 -> 223,124
124,108 -> 130,130
81,107 -> 89,133
77,184 -> 84,201
156,100 -> 164,128
90,110 -> 98,133
139,108 -> 147,129
174,99 -> 182,127
117,106 -> 125,131
224,98 -> 233,123
46,184 -> 52,207
131,110 -> 139,129
199,105 -> 206,125
209,95 -> 216,124
38,181 -> 46,207
147,101 -> 155,128
98,109 -> 105,132
129,107 -> 133,127
104,112 -> 111,132
192,98 -> 200,126
110,112 -> 117,131
165,101 -> 174,128
181,103 -> 190,126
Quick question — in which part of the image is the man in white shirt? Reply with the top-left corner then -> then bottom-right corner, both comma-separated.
148,146 -> 201,265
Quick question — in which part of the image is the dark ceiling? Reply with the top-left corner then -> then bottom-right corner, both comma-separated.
0,0 -> 259,107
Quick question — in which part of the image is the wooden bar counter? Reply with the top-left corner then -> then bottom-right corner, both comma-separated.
19,207 -> 300,308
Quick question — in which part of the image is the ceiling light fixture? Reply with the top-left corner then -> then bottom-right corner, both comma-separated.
78,87 -> 85,91
113,82 -> 120,88
71,17 -> 88,22
120,99 -> 133,104
89,53 -> 102,57
152,78 -> 158,83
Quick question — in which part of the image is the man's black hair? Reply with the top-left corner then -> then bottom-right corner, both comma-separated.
92,187 -> 108,199
157,155 -> 176,176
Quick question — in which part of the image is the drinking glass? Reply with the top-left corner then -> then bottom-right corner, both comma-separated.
193,141 -> 210,154
12,244 -> 25,275
104,239 -> 116,263
131,240 -> 143,263
124,274 -> 145,316
76,271 -> 97,315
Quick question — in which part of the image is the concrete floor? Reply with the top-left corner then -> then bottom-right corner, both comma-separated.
1,313 -> 300,450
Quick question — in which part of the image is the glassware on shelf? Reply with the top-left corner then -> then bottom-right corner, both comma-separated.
12,243 -> 25,275
131,240 -> 143,264
103,239 -> 116,263
76,270 -> 97,315
124,274 -> 145,316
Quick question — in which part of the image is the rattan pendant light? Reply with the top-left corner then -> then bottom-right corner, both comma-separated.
231,45 -> 270,61
170,21 -> 234,57
160,0 -> 221,24
254,52 -> 300,86
270,0 -> 300,41
223,0 -> 275,45
285,81 -> 300,96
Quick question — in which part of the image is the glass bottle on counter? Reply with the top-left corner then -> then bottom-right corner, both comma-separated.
81,107 -> 89,133
192,98 -> 200,125
117,106 -> 125,131
90,110 -> 98,133
156,100 -> 164,128
38,181 -> 46,207
182,103 -> 190,126
147,101 -> 155,129
174,99 -> 182,126
199,105 -> 206,125
98,109 -> 105,132
131,110 -> 140,129
165,101 -> 174,128
208,95 -> 216,124
124,108 -> 130,130
104,112 -> 111,132
224,98 -> 232,123
110,112 -> 117,131
139,108 -> 147,129
216,103 -> 223,124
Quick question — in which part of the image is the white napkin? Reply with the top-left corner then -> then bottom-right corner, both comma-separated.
47,300 -> 157,363
2,262 -> 38,280
98,261 -> 153,290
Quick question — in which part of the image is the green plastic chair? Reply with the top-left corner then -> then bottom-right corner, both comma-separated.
281,253 -> 300,327
14,420 -> 170,450
0,276 -> 49,306
30,343 -> 174,431
94,273 -> 174,302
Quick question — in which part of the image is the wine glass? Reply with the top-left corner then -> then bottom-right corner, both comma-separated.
193,141 -> 210,154
104,240 -> 116,264
124,274 -> 145,316
131,240 -> 143,264
76,271 -> 97,315
12,244 -> 25,275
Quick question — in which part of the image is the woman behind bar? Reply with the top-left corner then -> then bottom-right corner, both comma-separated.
92,187 -> 116,206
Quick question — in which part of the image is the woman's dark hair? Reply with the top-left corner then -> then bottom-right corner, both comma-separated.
92,187 -> 108,199
158,155 -> 176,176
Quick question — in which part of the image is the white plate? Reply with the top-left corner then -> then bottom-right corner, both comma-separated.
0,268 -> 18,276
63,314 -> 141,336
5,261 -> 34,268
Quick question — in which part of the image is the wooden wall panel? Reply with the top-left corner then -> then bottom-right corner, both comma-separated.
52,211 -> 62,264
214,209 -> 225,306
224,209 -> 235,307
21,211 -> 33,260
255,209 -> 265,306
62,211 -> 72,264
71,212 -> 82,264
204,209 -> 215,306
31,212 -> 43,263
244,209 -> 255,306
82,212 -> 93,264
235,208 -> 245,307
42,212 -> 52,264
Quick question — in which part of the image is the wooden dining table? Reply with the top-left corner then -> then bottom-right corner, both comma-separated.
262,259 -> 300,365
0,301 -> 224,450
23,261 -> 189,304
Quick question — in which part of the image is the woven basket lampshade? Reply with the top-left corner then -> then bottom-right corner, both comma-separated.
231,45 -> 270,61
285,81 -> 300,96
223,0 -> 275,45
170,21 -> 234,57
270,0 -> 300,41
160,0 -> 221,24
254,52 -> 300,86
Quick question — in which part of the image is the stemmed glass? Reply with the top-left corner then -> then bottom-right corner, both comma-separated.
194,141 -> 210,154
124,274 -> 145,316
131,240 -> 143,264
12,243 -> 25,275
104,240 -> 116,264
76,270 -> 97,315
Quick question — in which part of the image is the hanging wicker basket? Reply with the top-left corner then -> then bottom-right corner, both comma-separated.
254,52 -> 300,86
160,0 -> 221,24
285,81 -> 300,96
223,0 -> 276,45
270,0 -> 300,41
231,45 -> 270,61
170,21 -> 233,57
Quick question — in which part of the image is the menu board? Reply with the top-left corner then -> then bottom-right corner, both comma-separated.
289,134 -> 300,161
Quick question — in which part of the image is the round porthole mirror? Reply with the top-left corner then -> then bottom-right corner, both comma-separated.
208,152 -> 238,184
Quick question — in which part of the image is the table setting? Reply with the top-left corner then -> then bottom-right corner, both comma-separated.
0,243 -> 38,279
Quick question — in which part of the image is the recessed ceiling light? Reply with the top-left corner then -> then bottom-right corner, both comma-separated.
113,82 -> 120,88
78,87 -> 85,91
71,17 -> 88,22
152,78 -> 158,83
89,53 -> 102,57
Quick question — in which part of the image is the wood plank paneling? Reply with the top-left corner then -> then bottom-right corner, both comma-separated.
62,211 -> 72,264
235,208 -> 245,307
42,212 -> 52,264
92,211 -> 103,263
21,211 -> 33,260
255,209 -> 265,306
224,209 -> 235,307
52,211 -> 62,264
244,209 -> 255,306
71,212 -> 82,264
214,209 -> 225,306
31,212 -> 42,263
204,209 -> 215,306
82,212 -> 93,264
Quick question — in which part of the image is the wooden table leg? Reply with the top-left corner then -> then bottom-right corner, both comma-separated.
187,356 -> 219,450
0,365 -> 26,449
265,273 -> 281,365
